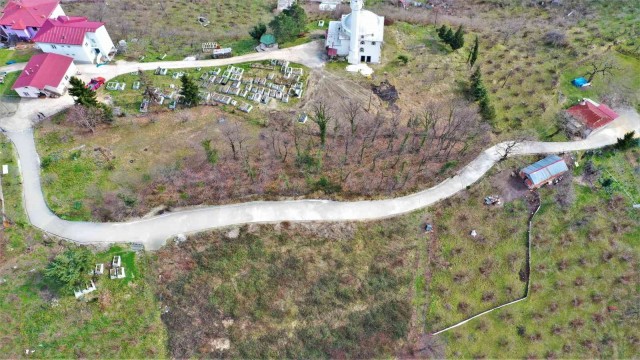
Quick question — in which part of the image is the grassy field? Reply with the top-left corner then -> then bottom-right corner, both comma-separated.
62,0 -> 323,61
0,48 -> 36,65
425,176 -> 532,332
0,71 -> 21,97
153,214 -> 427,358
437,146 -> 640,358
0,135 -> 167,357
0,137 -> 40,259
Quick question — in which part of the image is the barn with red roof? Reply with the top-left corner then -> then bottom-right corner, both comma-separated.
564,98 -> 619,138
0,0 -> 65,40
12,53 -> 76,98
33,16 -> 115,64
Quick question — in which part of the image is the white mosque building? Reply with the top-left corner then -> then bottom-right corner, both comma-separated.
325,0 -> 384,64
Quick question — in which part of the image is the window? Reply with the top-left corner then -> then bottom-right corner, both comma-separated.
64,75 -> 69,80
360,41 -> 364,45
51,44 -> 57,49
84,42 -> 88,47
23,92 -> 30,97
371,41 -> 376,45
360,48 -> 364,53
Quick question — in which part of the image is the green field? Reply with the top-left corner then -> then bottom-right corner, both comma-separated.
0,135 -> 167,357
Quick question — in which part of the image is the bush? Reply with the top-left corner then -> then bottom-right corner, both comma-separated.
44,246 -> 95,294
397,54 -> 409,65
312,176 -> 342,194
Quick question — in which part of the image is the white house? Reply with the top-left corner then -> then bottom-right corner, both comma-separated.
325,0 -> 384,64
33,16 -> 116,64
0,0 -> 65,41
12,53 -> 76,98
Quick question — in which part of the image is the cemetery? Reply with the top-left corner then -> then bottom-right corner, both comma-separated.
102,60 -> 308,114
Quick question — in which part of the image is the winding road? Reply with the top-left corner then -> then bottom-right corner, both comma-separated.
1,42 -> 639,250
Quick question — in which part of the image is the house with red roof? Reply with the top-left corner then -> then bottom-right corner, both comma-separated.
34,16 -> 115,64
12,53 -> 76,98
564,98 -> 619,138
0,0 -> 65,41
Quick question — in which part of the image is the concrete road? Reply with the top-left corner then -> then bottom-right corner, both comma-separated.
5,108 -> 638,250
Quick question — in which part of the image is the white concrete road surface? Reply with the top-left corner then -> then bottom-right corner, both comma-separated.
6,108 -> 638,250
1,41 -> 639,250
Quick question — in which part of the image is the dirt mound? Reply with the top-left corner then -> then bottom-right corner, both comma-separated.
372,80 -> 399,105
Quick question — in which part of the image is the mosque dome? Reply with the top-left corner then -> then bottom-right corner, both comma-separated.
341,10 -> 384,41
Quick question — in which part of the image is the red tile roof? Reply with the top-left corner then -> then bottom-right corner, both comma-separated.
12,53 -> 73,90
567,99 -> 619,130
0,0 -> 60,29
33,16 -> 103,45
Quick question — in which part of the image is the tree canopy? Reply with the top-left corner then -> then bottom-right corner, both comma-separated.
180,74 -> 199,107
69,77 -> 98,107
269,3 -> 307,43
44,246 -> 95,293
249,22 -> 267,41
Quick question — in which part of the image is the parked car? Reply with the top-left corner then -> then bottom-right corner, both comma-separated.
86,77 -> 106,91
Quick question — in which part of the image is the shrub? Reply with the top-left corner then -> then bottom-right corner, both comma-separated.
44,246 -> 95,294
312,176 -> 342,194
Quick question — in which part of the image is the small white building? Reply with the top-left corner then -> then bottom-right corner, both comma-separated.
12,53 -> 76,98
325,0 -> 384,64
33,16 -> 115,64
0,0 -> 65,41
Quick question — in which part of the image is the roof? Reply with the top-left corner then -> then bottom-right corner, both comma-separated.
521,155 -> 569,187
0,0 -> 60,29
12,53 -> 73,90
260,33 -> 276,45
342,9 -> 384,42
567,98 -> 619,130
33,16 -> 103,45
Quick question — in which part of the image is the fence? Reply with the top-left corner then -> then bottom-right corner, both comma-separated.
432,194 -> 541,335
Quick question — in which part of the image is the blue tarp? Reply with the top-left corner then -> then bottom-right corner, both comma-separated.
521,155 -> 569,187
572,77 -> 588,87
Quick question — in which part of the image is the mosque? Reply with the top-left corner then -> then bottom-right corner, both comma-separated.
324,0 -> 385,64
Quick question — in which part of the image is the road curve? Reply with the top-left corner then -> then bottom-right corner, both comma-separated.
6,108 -> 638,250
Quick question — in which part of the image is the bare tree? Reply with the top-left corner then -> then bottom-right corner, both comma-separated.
585,57 -> 617,83
67,105 -> 104,133
311,102 -> 332,148
221,121 -> 248,160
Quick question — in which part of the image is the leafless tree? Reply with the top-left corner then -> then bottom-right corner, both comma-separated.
585,57 -> 618,83
67,105 -> 104,133
221,121 -> 248,160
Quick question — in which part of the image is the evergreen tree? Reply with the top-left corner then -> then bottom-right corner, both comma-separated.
180,74 -> 199,107
614,131 -> 638,150
479,96 -> 496,121
44,246 -> 95,294
269,3 -> 307,43
437,25 -> 447,40
470,66 -> 486,100
468,36 -> 479,67
68,77 -> 98,107
443,28 -> 454,45
249,22 -> 267,41
450,25 -> 465,50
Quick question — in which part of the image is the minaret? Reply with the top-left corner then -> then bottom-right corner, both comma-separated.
347,0 -> 363,65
